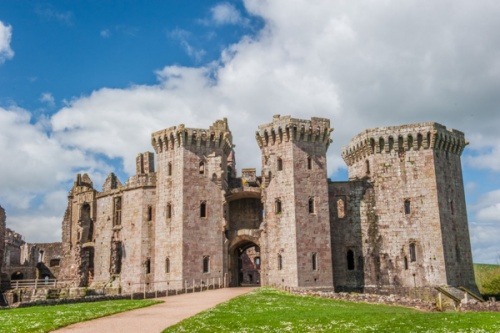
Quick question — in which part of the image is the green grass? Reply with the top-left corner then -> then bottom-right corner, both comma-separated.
164,288 -> 500,333
0,299 -> 161,333
474,263 -> 500,298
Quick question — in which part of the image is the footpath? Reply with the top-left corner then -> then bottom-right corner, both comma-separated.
52,287 -> 256,333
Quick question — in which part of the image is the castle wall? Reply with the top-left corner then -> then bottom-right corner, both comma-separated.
329,181 -> 366,291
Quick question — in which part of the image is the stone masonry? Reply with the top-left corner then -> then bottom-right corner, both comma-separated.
0,206 -> 6,290
3,115 -> 476,298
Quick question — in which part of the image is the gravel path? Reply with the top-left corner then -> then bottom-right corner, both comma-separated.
52,287 -> 256,333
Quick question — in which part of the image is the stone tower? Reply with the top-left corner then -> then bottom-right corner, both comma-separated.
152,119 -> 233,290
340,122 -> 477,293
0,206 -> 6,289
256,115 -> 334,288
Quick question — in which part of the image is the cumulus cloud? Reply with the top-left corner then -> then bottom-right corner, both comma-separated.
211,2 -> 245,26
3,0 -> 500,262
0,21 -> 14,63
39,92 -> 55,107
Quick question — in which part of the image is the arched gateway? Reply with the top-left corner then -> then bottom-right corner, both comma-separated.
225,187 -> 263,287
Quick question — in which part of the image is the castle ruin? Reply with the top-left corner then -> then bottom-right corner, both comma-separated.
3,115 -> 478,298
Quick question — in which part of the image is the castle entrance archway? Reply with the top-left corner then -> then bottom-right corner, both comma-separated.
229,239 -> 261,287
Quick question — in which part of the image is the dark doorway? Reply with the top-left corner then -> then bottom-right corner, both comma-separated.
230,242 -> 261,287
11,272 -> 23,280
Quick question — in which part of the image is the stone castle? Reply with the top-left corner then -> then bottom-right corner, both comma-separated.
2,115 -> 478,297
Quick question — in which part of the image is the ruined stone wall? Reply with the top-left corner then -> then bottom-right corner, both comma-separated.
3,228 -> 24,266
257,115 -> 334,288
329,180 -> 367,291
152,120 -> 231,290
341,122 -> 476,292
59,174 -> 97,286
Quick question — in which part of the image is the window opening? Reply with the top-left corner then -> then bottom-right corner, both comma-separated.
379,138 -> 385,153
307,156 -> 312,170
50,259 -> 60,267
166,203 -> 172,219
450,200 -> 454,215
145,258 -> 151,274
38,250 -> 44,263
147,206 -> 153,221
278,254 -> 283,270
168,162 -> 172,176
308,197 -> 315,214
203,256 -> 210,273
404,256 -> 409,270
277,157 -> 283,171
165,257 -> 170,273
275,199 -> 282,214
347,250 -> 355,270
255,257 -> 261,269
337,198 -> 345,219
409,243 -> 417,262
366,160 -> 370,174
199,161 -> 205,174
200,202 -> 207,218
404,200 -> 411,215
113,197 -> 122,226
312,252 -> 318,271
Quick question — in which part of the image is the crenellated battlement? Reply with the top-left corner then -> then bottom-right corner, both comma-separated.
342,122 -> 468,166
151,118 -> 233,154
255,114 -> 333,149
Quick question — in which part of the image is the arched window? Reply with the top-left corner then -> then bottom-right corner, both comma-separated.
388,136 -> 394,151
307,156 -> 312,170
278,254 -> 283,270
200,202 -> 207,218
212,173 -> 217,182
203,256 -> 210,273
312,252 -> 318,271
308,197 -> 315,214
165,257 -> 170,273
426,132 -> 432,149
370,138 -> 375,154
275,199 -> 282,214
347,250 -> 355,270
404,199 -> 411,215
277,157 -> 283,171
409,243 -> 417,262
145,258 -> 151,274
199,161 -> 205,174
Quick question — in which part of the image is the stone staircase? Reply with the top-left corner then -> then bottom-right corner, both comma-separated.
435,285 -> 484,311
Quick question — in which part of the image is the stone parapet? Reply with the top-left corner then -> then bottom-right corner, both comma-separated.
342,122 -> 468,166
255,114 -> 332,149
151,118 -> 232,154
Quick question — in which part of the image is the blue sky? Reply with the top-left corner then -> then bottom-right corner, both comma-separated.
1,0 -> 500,264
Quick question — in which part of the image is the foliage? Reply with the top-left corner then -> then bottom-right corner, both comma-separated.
0,299 -> 160,333
474,263 -> 500,298
164,288 -> 500,333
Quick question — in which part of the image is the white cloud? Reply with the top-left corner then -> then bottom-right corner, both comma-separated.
470,222 -> 500,264
3,0 -> 500,265
211,3 -> 244,25
35,5 -> 73,25
100,29 -> 111,38
0,21 -> 14,63
39,92 -> 55,107
471,189 -> 500,223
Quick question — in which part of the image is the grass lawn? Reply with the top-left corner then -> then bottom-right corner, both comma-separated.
0,299 -> 161,333
164,288 -> 500,333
